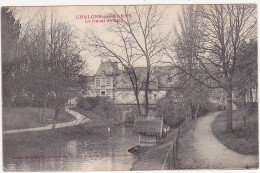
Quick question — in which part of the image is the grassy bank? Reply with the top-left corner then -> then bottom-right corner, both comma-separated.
3,120 -> 112,160
3,109 -> 118,150
3,107 -> 76,130
71,108 -> 120,128
3,108 -> 123,163
212,107 -> 258,155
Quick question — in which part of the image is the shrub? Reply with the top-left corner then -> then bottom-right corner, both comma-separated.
77,96 -> 123,122
76,96 -> 101,110
13,95 -> 31,107
94,98 -> 123,122
157,97 -> 187,128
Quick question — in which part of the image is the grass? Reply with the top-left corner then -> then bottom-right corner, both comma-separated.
3,109 -> 116,152
3,108 -> 122,164
3,121 -> 111,161
3,107 -> 76,130
71,108 -> 119,128
212,107 -> 258,155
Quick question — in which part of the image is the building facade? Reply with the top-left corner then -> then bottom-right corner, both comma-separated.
86,61 -> 177,105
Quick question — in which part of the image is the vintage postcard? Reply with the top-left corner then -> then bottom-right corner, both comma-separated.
1,4 -> 258,171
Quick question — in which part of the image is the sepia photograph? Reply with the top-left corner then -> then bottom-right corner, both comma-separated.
1,3 -> 258,171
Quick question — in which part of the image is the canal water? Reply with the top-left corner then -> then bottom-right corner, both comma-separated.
3,124 -> 139,171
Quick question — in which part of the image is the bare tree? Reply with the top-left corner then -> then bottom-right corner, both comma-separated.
164,5 -> 209,122
47,14 -> 84,129
15,9 -> 84,128
174,5 -> 209,120
168,4 -> 256,132
86,5 -> 169,116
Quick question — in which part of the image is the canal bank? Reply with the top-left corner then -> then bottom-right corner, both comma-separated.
131,122 -> 188,170
131,121 -> 193,171
3,108 -> 138,171
3,124 -> 139,171
135,112 -> 259,170
3,108 -> 92,134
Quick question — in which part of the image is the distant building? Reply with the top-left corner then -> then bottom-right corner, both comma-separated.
84,60 -> 178,106
90,61 -> 119,98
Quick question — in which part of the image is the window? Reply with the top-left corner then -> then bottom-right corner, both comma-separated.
101,77 -> 106,87
101,91 -> 106,97
96,77 -> 100,87
106,78 -> 112,87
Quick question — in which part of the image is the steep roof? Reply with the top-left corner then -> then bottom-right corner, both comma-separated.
94,62 -> 178,90
96,61 -> 120,76
115,67 -> 147,89
152,66 -> 178,89
78,75 -> 95,84
115,66 -> 177,90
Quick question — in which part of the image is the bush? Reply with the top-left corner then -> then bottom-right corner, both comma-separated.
76,96 -> 101,110
157,96 -> 217,128
95,98 -> 123,122
76,96 -> 123,122
13,95 -> 31,107
157,97 -> 187,128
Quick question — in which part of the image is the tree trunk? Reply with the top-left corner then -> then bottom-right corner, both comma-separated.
42,94 -> 47,124
242,89 -> 247,108
38,107 -> 41,123
226,80 -> 233,133
38,96 -> 42,123
195,103 -> 200,120
144,70 -> 150,117
52,108 -> 59,130
249,83 -> 253,102
134,91 -> 142,117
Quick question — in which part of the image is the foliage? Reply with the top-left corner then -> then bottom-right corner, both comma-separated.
95,98 -> 123,122
157,91 -> 218,128
76,97 -> 123,122
2,8 -> 85,128
170,4 -> 257,132
157,96 -> 186,128
1,7 -> 21,106
77,96 -> 101,110
233,39 -> 257,107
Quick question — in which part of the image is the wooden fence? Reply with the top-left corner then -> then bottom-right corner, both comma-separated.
162,118 -> 191,169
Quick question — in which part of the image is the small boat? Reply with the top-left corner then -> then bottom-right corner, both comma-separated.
128,145 -> 150,155
128,145 -> 142,154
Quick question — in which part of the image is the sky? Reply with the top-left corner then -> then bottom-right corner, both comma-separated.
14,5 -> 182,75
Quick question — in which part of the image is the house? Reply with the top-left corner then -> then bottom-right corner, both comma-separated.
85,60 -> 178,106
80,60 -> 180,122
91,61 -> 120,98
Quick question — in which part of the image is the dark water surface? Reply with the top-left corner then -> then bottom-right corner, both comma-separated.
3,124 -> 139,171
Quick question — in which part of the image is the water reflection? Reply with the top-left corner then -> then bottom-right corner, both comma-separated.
3,125 -> 139,171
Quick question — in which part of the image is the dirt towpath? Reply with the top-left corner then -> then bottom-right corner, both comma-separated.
178,112 -> 258,169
